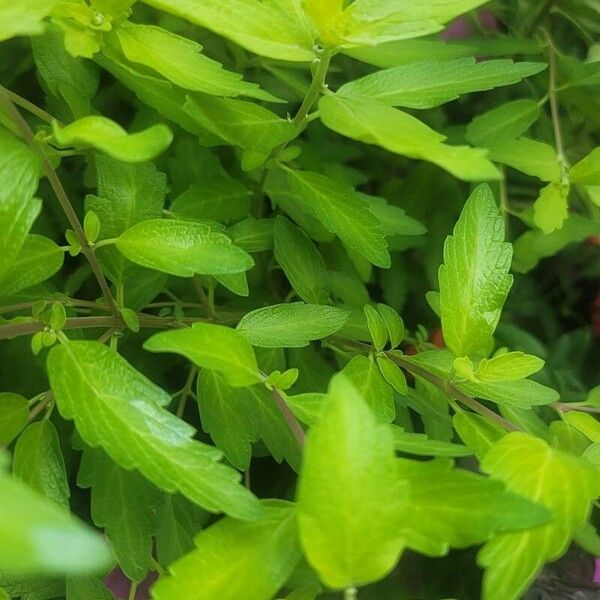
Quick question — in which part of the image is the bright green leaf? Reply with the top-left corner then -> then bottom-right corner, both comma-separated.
475,351 -> 545,382
569,147 -> 600,185
363,304 -> 387,351
0,393 -> 28,446
533,182 -> 570,234
486,137 -> 561,181
0,0 -> 60,41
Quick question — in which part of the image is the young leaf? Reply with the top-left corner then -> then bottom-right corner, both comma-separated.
376,304 -> 404,349
145,323 -> 260,387
296,373 -> 405,589
0,475 -> 113,575
227,217 -> 274,253
394,458 -> 550,557
140,0 -> 314,61
286,168 -> 390,267
0,0 -> 59,41
486,138 -> 561,181
338,58 -> 546,109
478,432 -> 600,600
51,116 -> 173,162
47,341 -> 262,520
475,351 -> 545,382
453,412 -> 505,459
0,393 -> 28,446
363,304 -> 387,351
376,355 -> 408,395
302,0 -> 344,45
114,23 -> 278,102
391,427 -> 472,458
465,99 -> 540,147
12,421 -> 70,507
78,447 -> 160,582
438,184 -> 513,357
533,181 -> 569,234
342,355 -> 395,423
0,128 -> 42,283
319,95 -> 500,182
274,216 -> 329,304
237,303 -> 350,348
151,500 -> 302,600
115,219 -> 254,277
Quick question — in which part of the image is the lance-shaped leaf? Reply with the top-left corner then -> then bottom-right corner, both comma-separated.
197,370 -> 301,471
296,374 -> 405,589
140,0 -> 314,61
0,129 -> 42,282
319,95 -> 500,182
338,58 -> 546,109
0,474 -> 113,575
115,219 -> 254,278
0,235 -> 64,297
151,500 -> 302,600
237,303 -> 350,348
466,99 -> 540,147
0,0 -> 60,41
78,448 -> 161,582
486,137 -> 561,181
47,341 -> 262,520
144,323 -> 261,387
478,432 -> 600,600
474,351 -> 544,382
12,421 -> 70,507
115,23 -> 278,101
51,116 -> 173,162
273,216 -> 329,305
286,168 -> 390,267
394,458 -> 550,557
438,184 -> 513,357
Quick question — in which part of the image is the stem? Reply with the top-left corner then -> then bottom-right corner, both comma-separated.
292,49 -> 332,129
0,314 -> 209,341
271,387 -> 306,447
391,354 -> 520,432
344,588 -> 358,600
1,88 -> 58,124
554,402 -> 600,414
128,582 -> 137,600
176,367 -> 197,417
545,31 -> 568,172
0,298 -> 111,315
28,392 -> 54,423
0,85 -> 119,316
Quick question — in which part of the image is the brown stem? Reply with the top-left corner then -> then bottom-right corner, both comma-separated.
271,387 -> 306,447
0,85 -> 119,316
554,402 -> 600,414
0,298 -> 111,315
28,392 -> 54,423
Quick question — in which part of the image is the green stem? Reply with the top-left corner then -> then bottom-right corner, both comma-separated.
344,588 -> 358,600
0,85 -> 120,316
1,88 -> 58,124
176,367 -> 197,418
271,386 -> 305,447
128,582 -> 138,600
292,49 -> 333,129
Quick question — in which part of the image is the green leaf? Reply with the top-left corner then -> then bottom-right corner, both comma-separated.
114,23 -> 278,101
0,0 -> 59,41
438,184 -> 513,357
478,432 -> 600,600
286,168 -> 390,267
0,575 -> 65,600
78,447 -> 160,582
84,211 -> 101,244
47,341 -> 262,520
13,421 -> 69,507
562,411 -> 600,443
391,427 -> 472,457
363,304 -> 387,351
227,217 -> 274,253
115,219 -> 254,277
319,95 -> 500,182
198,371 -> 301,471
0,128 -> 42,282
569,147 -> 600,185
273,216 -> 329,304
395,458 -> 550,557
237,303 -> 350,348
51,116 -> 173,162
0,475 -> 112,575
338,58 -> 545,109
183,95 -> 295,170
360,193 -> 427,237
376,304 -> 404,349
0,235 -> 64,298
66,577 -> 115,600
465,99 -> 540,147
296,373 -> 405,589
140,0 -> 314,61
170,178 -> 250,224
0,393 -> 29,445
152,500 -> 302,600
376,355 -> 408,395
486,138 -> 561,181
342,355 -> 395,423
155,494 -> 209,568
533,181 -> 570,233
302,0 -> 344,46
145,322 -> 260,387
474,351 -> 545,382
453,412 -> 505,459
